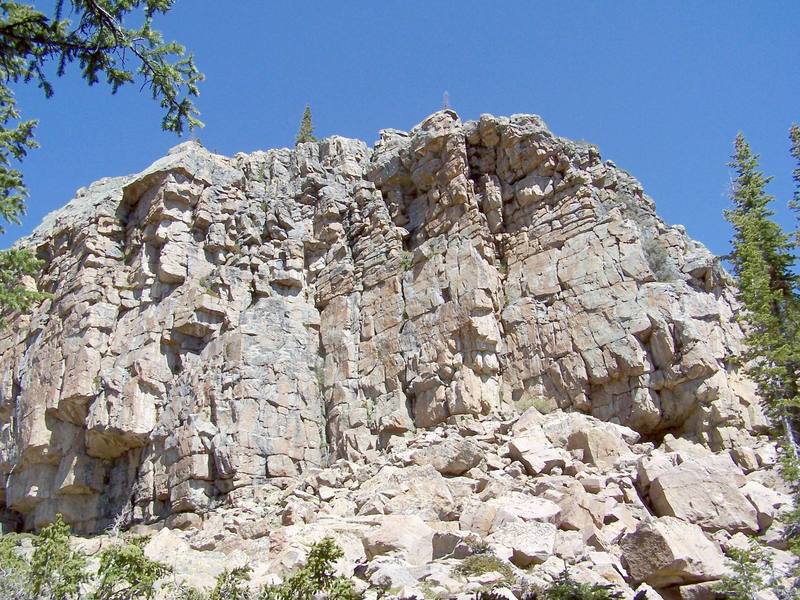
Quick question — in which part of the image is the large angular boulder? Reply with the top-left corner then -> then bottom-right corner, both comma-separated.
620,516 -> 727,588
567,427 -> 630,468
488,521 -> 557,567
649,459 -> 758,533
741,480 -> 793,531
411,436 -> 483,475
508,427 -> 568,476
532,476 -> 605,531
362,514 -> 435,566
487,491 -> 561,526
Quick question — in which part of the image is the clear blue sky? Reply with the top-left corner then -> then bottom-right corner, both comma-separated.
6,1 -> 800,257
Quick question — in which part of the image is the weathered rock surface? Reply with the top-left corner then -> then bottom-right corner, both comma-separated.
620,516 -> 727,588
0,111 -> 794,598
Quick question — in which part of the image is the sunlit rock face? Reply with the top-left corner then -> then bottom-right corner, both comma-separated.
0,111 -> 763,532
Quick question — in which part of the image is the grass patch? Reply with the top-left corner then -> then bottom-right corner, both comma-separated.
453,554 -> 515,584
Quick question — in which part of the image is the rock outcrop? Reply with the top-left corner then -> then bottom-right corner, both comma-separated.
0,110 -> 793,597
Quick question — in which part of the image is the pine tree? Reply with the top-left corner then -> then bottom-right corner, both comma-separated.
724,132 -> 800,562
725,133 -> 799,440
295,104 -> 317,145
790,123 -> 800,246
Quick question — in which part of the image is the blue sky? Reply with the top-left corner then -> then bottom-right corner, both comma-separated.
6,1 -> 800,257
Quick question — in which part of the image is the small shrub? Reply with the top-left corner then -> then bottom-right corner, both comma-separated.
476,569 -> 623,600
498,261 -> 508,276
542,569 -> 623,600
466,538 -> 492,555
210,567 -> 252,600
0,534 -> 32,600
713,539 -> 790,600
641,237 -> 678,282
515,394 -> 554,414
163,581 -> 208,600
453,554 -> 514,585
398,251 -> 413,272
30,514 -> 89,600
199,275 -> 214,293
259,536 -> 361,600
316,364 -> 326,390
93,535 -> 171,600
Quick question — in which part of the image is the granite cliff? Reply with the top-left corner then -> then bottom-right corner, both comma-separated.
0,111 -> 792,598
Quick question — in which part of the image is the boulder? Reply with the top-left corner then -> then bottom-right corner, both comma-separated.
365,556 -> 419,590
488,521 -> 557,567
487,491 -> 561,526
620,516 -> 727,588
362,514 -> 434,566
412,436 -> 483,475
637,452 -> 676,496
357,465 -> 456,521
741,480 -> 793,531
508,431 -> 567,476
533,476 -> 605,531
649,460 -> 759,533
567,427 -> 629,468
459,499 -> 498,536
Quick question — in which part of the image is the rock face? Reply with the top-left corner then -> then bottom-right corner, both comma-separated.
0,110 -> 770,539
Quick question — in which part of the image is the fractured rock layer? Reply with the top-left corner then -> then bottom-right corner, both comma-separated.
0,111 -> 765,532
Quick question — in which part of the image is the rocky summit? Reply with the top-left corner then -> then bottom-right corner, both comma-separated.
0,111 -> 794,597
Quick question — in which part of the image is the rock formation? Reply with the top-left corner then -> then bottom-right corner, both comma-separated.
0,111 -> 793,598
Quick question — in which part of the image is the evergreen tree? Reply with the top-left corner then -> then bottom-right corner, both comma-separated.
724,131 -> 800,562
790,123 -> 800,245
0,1 -> 202,324
295,104 -> 316,145
725,133 -> 799,444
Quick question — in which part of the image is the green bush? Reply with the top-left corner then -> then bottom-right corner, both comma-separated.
713,539 -> 791,600
93,535 -> 171,600
398,251 -> 414,272
259,536 -> 361,600
0,514 -> 171,600
0,534 -> 32,599
209,567 -> 252,600
0,517 -> 361,600
454,553 -> 515,585
474,568 -> 623,600
541,569 -> 623,600
30,514 -> 89,600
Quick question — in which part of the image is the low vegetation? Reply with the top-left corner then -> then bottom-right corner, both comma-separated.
0,514 -> 167,599
713,538 -> 795,599
454,553 -> 515,585
641,236 -> 678,282
259,536 -> 360,600
398,250 -> 414,272
0,517 -> 361,600
474,568 -> 623,600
